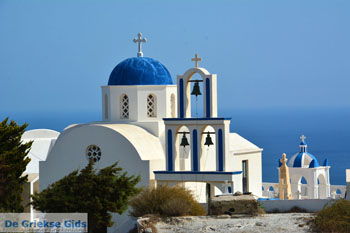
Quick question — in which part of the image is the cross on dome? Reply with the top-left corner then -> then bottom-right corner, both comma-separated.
133,32 -> 147,57
300,135 -> 306,143
191,54 -> 202,68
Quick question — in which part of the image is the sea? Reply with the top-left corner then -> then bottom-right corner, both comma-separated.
5,107 -> 350,185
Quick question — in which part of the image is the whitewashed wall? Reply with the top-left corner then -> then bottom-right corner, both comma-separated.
101,85 -> 177,122
259,199 -> 335,212
262,182 -> 346,199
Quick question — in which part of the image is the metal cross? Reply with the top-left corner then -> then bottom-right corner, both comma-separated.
191,54 -> 202,68
300,135 -> 306,143
133,32 -> 147,57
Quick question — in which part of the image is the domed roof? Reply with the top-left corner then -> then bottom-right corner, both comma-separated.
287,135 -> 320,168
108,57 -> 173,86
323,158 -> 330,166
288,152 -> 320,168
309,159 -> 320,168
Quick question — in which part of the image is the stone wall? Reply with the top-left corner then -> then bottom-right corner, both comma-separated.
209,195 -> 258,215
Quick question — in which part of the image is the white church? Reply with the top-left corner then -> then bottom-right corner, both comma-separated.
262,135 -> 347,200
34,33 -> 263,232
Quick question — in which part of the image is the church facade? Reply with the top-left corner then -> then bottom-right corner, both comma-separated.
39,33 -> 262,232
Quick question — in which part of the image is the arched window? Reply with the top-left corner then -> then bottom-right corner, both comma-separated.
120,94 -> 129,119
170,94 -> 176,117
147,94 -> 157,117
104,94 -> 108,120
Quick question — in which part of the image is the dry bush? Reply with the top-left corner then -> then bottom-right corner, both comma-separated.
313,199 -> 350,233
129,185 -> 205,217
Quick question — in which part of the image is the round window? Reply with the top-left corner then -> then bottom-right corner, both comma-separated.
86,145 -> 102,162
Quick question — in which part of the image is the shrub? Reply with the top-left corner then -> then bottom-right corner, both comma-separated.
0,118 -> 32,212
257,202 -> 266,215
129,185 -> 205,217
313,199 -> 350,233
32,161 -> 140,233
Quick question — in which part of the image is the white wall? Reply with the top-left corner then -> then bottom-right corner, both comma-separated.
40,124 -> 161,233
262,182 -> 346,199
232,152 -> 262,197
289,167 -> 330,199
22,129 -> 59,174
259,199 -> 334,213
40,124 -> 152,190
345,169 -> 350,200
101,85 -> 177,122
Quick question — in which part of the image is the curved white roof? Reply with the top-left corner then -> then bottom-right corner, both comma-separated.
59,123 -> 164,161
22,129 -> 60,174
22,129 -> 60,139
96,124 -> 164,161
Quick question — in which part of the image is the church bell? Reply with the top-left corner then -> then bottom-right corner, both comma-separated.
204,132 -> 214,147
191,81 -> 202,97
180,133 -> 190,147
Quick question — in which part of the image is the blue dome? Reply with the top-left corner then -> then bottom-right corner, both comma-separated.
288,152 -> 320,168
323,158 -> 330,166
108,57 -> 173,86
309,159 -> 320,168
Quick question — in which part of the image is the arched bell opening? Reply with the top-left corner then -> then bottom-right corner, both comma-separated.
200,125 -> 216,171
174,125 -> 191,171
187,73 -> 205,118
298,176 -> 308,198
182,71 -> 211,118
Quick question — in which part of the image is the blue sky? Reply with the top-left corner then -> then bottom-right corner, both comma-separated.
1,0 -> 349,115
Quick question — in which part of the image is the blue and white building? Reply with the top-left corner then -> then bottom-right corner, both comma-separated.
40,33 -> 263,232
286,135 -> 331,199
262,135 -> 347,200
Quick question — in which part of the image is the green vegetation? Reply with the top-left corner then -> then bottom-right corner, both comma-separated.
313,199 -> 350,233
31,161 -> 140,233
0,118 -> 32,212
129,185 -> 205,217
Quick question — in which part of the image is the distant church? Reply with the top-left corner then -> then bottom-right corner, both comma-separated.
39,33 -> 263,232
262,135 -> 346,200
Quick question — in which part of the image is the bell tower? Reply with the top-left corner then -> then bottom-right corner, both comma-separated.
177,54 -> 218,118
162,54 -> 232,173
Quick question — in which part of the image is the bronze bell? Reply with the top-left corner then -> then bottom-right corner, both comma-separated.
180,133 -> 190,147
191,81 -> 202,97
204,132 -> 214,147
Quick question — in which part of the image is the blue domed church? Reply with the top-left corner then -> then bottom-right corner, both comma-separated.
278,135 -> 331,199
40,33 -> 263,233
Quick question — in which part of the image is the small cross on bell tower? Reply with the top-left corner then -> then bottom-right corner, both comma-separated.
133,32 -> 147,57
191,54 -> 202,68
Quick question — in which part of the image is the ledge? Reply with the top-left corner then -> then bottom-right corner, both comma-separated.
154,171 -> 242,175
163,117 -> 232,121
154,171 -> 243,182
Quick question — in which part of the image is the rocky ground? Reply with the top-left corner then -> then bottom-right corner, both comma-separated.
154,213 -> 314,233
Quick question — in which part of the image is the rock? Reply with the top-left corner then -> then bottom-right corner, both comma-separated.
144,228 -> 153,233
255,222 -> 264,226
214,214 -> 231,219
210,195 -> 259,216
